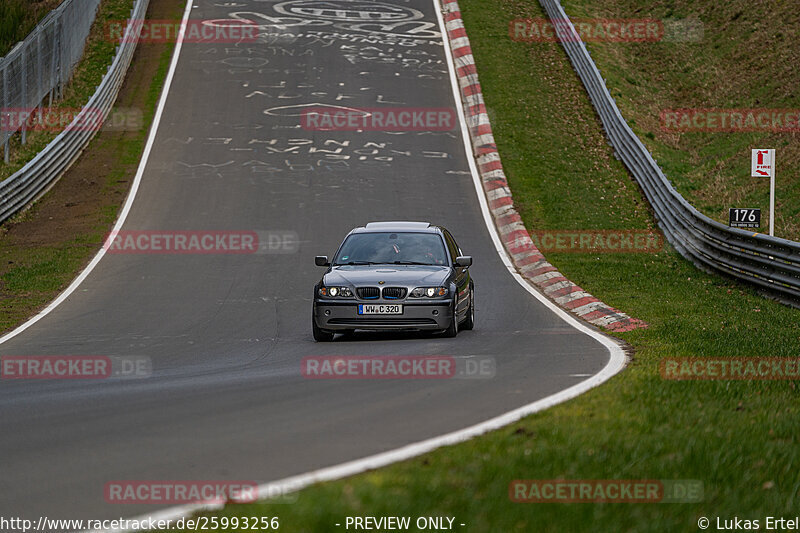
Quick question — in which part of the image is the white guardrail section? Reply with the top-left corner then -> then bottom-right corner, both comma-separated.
539,0 -> 800,306
0,0 -> 150,223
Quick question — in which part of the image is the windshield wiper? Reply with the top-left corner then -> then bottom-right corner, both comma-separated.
391,261 -> 434,266
336,261 -> 376,265
335,260 -> 435,266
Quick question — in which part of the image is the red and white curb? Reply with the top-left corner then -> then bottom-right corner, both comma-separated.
441,0 -> 646,332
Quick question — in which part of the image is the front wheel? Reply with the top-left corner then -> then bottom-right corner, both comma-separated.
441,299 -> 459,338
461,286 -> 474,331
312,318 -> 334,342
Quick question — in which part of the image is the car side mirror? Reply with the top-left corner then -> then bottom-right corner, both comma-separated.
315,256 -> 330,267
455,256 -> 472,267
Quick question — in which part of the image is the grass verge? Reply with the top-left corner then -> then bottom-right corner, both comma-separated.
163,0 -> 800,531
560,0 -> 800,239
0,0 -> 181,333
0,0 -> 64,56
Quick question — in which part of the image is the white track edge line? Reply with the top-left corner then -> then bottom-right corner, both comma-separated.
80,1 -> 628,531
0,0 -> 195,347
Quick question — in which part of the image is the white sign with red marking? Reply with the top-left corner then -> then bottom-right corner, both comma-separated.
751,149 -> 776,236
751,148 -> 774,177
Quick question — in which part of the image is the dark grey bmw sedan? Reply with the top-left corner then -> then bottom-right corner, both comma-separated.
312,222 -> 474,341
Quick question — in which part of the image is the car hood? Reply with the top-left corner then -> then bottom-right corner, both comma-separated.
324,265 -> 450,287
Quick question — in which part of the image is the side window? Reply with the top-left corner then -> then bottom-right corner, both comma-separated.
450,233 -> 463,256
442,231 -> 459,263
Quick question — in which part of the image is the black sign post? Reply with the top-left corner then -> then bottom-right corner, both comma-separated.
729,208 -> 761,229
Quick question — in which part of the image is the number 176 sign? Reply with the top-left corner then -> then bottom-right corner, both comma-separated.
729,208 -> 760,229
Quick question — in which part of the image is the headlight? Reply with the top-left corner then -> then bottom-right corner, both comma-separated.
318,286 -> 353,298
410,286 -> 448,298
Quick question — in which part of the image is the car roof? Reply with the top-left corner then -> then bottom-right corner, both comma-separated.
351,221 -> 442,234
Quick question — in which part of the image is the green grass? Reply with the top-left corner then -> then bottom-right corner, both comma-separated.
560,0 -> 800,239
0,0 -> 137,182
162,1 -> 800,531
0,10 -> 177,333
0,0 -> 63,57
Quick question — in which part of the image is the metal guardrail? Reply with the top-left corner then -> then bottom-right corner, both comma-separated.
538,0 -> 800,306
0,0 -> 150,224
1,0 -> 102,161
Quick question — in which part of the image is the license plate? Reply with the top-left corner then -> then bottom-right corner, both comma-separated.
358,304 -> 403,315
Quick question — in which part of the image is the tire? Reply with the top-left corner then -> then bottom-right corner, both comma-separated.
461,286 -> 474,331
441,299 -> 459,338
312,317 -> 335,342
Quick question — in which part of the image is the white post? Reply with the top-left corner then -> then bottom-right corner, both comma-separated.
752,148 -> 776,236
769,148 -> 775,236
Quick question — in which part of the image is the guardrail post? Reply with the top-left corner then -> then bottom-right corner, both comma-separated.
3,66 -> 8,163
37,30 -> 43,123
56,17 -> 64,100
49,20 -> 57,108
21,46 -> 28,146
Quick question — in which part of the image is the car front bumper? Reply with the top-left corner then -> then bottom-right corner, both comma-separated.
314,299 -> 454,331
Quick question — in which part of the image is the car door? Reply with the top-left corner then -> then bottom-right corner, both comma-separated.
443,230 -> 470,318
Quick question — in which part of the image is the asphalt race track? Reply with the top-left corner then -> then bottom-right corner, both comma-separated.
0,0 -> 613,524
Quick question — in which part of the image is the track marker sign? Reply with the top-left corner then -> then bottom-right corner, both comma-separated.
751,149 -> 776,236
729,208 -> 760,229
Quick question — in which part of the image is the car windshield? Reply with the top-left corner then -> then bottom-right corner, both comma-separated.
333,232 -> 448,266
